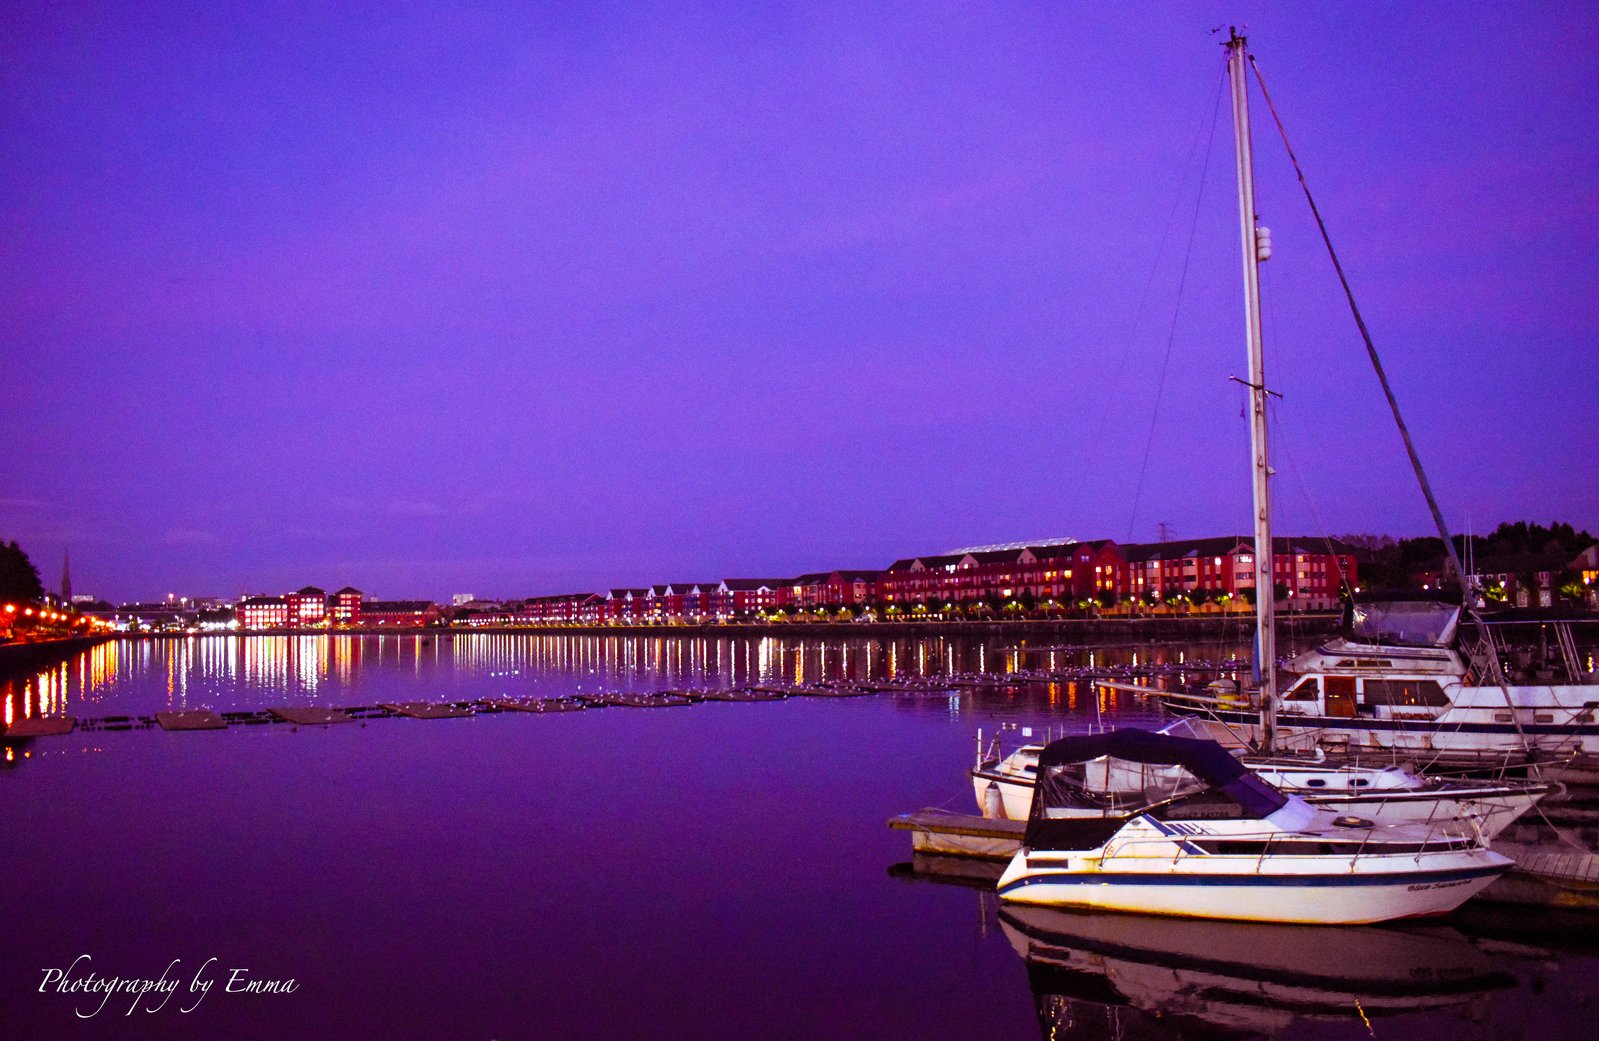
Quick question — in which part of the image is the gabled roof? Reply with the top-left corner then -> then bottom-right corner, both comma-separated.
720,578 -> 789,591
334,586 -> 363,595
292,585 -> 326,595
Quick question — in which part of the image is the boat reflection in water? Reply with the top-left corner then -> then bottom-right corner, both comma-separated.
999,904 -> 1515,1040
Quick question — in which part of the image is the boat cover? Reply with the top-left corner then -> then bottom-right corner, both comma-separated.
1025,729 -> 1288,850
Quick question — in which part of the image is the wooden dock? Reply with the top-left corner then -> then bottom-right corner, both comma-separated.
584,692 -> 695,708
887,811 -> 1024,860
3,715 -> 76,737
155,710 -> 227,731
269,707 -> 355,725
482,696 -> 587,713
382,702 -> 474,719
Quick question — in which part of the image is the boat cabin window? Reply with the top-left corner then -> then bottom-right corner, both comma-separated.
1034,758 -> 1206,818
1349,600 -> 1460,648
1283,678 -> 1319,702
1359,679 -> 1448,707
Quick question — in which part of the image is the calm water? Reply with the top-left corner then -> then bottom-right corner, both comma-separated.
3,633 -> 1596,1041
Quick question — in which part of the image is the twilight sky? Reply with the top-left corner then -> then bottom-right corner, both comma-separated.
3,1 -> 1595,602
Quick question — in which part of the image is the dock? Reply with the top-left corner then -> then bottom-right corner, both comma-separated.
155,710 -> 227,731
269,707 -> 355,725
382,702 -> 474,719
3,716 -> 76,737
483,696 -> 587,713
887,811 -> 1024,860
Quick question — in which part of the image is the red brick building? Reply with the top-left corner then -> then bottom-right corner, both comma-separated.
285,586 -> 327,627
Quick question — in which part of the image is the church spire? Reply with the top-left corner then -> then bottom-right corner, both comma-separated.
61,549 -> 72,603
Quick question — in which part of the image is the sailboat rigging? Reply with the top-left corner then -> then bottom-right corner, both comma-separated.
989,31 -> 1519,923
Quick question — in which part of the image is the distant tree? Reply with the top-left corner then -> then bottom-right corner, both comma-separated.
0,540 -> 44,602
1555,569 -> 1586,606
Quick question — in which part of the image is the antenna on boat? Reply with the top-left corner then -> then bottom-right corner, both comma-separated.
1225,27 -> 1277,751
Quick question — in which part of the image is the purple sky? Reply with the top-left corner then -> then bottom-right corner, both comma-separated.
4,2 -> 1596,602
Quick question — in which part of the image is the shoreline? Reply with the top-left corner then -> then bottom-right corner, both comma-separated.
110,615 -> 1340,641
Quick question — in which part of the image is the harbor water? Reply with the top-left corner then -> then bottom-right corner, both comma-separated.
3,632 -> 1596,1040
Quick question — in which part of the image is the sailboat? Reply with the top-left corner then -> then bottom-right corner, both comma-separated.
991,30 -> 1514,923
1136,29 -> 1599,784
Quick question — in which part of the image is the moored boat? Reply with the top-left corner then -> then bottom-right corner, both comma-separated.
995,729 -> 1512,924
973,716 -> 1551,839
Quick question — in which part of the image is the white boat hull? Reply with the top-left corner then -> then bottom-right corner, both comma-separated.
997,853 -> 1508,924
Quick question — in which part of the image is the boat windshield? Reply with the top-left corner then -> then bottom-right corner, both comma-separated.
1036,757 -> 1207,818
1349,600 -> 1460,648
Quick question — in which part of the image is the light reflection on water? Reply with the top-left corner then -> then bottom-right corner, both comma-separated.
1,632 -> 1243,720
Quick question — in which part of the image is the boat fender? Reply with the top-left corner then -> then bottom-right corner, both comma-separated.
1332,815 -> 1375,829
984,782 -> 1005,820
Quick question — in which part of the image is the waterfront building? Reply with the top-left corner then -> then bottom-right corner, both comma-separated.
331,587 -> 362,625
515,593 -> 601,625
602,588 -> 650,625
359,600 -> 441,627
285,586 -> 327,627
1413,547 -> 1597,609
717,579 -> 785,620
787,570 -> 880,609
238,596 -> 290,629
1117,537 -> 1356,611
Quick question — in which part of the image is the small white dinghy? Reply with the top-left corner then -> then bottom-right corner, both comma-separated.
995,729 -> 1511,925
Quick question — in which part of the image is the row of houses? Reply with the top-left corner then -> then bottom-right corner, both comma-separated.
77,534 -> 1599,634
444,535 -> 1360,627
1414,545 -> 1599,609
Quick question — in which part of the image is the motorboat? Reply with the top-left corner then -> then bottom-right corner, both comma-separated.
972,716 -> 1551,839
994,729 -> 1512,924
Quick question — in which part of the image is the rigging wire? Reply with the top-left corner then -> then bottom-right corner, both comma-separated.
1248,48 -> 1536,753
1259,258 -> 1358,603
1125,67 -> 1227,541
1245,51 -> 1469,600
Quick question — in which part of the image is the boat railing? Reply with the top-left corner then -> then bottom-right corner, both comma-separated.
1096,816 -> 1486,872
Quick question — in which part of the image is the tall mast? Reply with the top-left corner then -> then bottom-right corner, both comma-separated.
1226,28 -> 1275,749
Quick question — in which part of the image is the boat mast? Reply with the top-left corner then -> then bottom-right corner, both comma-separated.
1226,28 -> 1276,750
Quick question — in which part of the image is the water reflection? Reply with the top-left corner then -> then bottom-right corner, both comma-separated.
1000,904 -> 1515,1040
1,633 -> 1243,722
